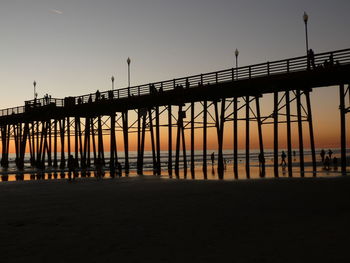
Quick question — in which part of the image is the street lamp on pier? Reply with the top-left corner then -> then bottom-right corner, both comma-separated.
33,81 -> 37,100
235,49 -> 239,80
303,11 -> 309,55
127,57 -> 131,88
111,76 -> 115,90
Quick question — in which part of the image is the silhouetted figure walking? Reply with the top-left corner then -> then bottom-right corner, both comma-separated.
280,151 -> 287,166
211,152 -> 215,166
320,149 -> 326,163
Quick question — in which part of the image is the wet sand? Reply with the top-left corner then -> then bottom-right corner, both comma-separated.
0,176 -> 349,262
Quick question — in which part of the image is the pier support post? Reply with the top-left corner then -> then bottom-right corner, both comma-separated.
285,91 -> 293,177
191,101 -> 195,179
168,105 -> 172,177
91,118 -> 97,165
122,111 -> 129,175
83,118 -> 91,167
53,120 -> 58,167
181,109 -> 187,179
149,108 -> 157,175
214,99 -> 226,179
75,117 -> 79,162
296,89 -> 305,176
31,121 -> 35,166
233,97 -> 238,179
59,119 -> 66,169
273,91 -> 279,177
97,116 -> 105,165
137,110 -> 141,174
67,117 -> 71,158
175,106 -> 182,178
110,113 -> 116,177
339,84 -> 347,174
47,120 -> 52,166
305,90 -> 316,175
245,96 -> 250,179
140,112 -> 146,175
255,95 -> 265,177
156,106 -> 161,175
203,100 -> 208,179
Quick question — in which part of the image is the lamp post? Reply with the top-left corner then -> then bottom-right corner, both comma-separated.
235,49 -> 239,80
303,11 -> 309,55
111,76 -> 115,90
33,81 -> 37,100
127,57 -> 131,88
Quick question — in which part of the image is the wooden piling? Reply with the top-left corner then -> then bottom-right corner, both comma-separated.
296,89 -> 305,176
339,84 -> 347,174
122,111 -> 129,175
255,95 -> 265,177
168,105 -> 172,177
190,101 -> 195,178
285,91 -> 293,177
156,106 -> 161,175
273,92 -> 279,177
233,97 -> 238,179
305,90 -> 316,175
203,100 -> 207,178
245,96 -> 250,179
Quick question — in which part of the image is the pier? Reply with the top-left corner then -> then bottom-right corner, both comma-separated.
1,48 -> 350,179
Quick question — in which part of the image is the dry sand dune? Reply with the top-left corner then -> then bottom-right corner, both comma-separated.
0,176 -> 349,263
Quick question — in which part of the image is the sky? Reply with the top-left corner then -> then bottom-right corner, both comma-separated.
1,0 -> 350,150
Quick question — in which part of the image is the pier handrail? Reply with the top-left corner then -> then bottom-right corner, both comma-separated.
1,48 -> 350,117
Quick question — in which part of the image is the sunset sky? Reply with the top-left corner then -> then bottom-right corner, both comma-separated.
1,0 -> 350,151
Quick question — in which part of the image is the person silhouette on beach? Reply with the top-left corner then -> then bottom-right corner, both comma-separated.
116,162 -> 122,177
320,149 -> 326,163
333,156 -> 338,170
328,149 -> 333,159
211,152 -> 215,166
95,157 -> 103,180
258,152 -> 265,167
324,156 -> 330,170
280,151 -> 287,166
68,155 -> 75,181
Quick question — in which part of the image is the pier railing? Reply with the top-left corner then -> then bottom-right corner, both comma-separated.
1,48 -> 350,117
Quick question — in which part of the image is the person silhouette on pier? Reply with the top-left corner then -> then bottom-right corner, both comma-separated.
280,151 -> 287,166
308,49 -> 315,69
320,149 -> 326,163
95,90 -> 101,101
211,152 -> 215,166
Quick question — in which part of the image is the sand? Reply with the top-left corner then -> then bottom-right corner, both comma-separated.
0,176 -> 349,263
